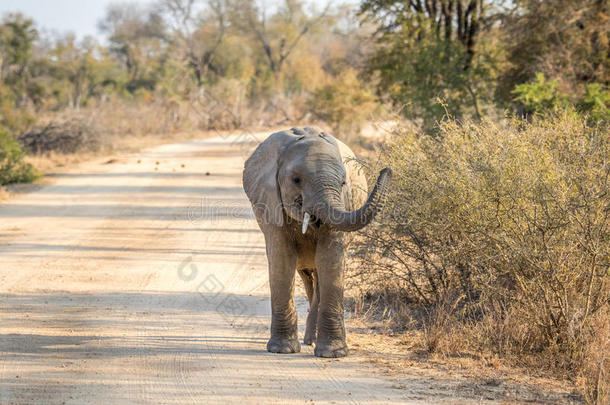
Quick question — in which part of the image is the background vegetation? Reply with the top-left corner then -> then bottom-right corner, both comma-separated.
0,0 -> 607,147
0,0 -> 608,402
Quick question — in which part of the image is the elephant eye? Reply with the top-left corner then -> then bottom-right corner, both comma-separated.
293,177 -> 301,185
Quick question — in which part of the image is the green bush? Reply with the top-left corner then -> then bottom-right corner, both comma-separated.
579,83 -> 610,123
512,74 -> 609,125
0,129 -> 39,185
511,73 -> 568,115
353,111 -> 609,386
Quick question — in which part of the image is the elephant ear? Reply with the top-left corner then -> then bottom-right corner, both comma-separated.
243,130 -> 300,227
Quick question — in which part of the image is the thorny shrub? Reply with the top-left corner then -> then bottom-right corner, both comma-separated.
350,111 -> 609,401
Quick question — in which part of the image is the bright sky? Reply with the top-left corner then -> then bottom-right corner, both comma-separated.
0,0 -> 154,39
0,0 -> 345,41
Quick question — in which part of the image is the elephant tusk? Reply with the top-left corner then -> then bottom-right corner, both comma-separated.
302,212 -> 310,234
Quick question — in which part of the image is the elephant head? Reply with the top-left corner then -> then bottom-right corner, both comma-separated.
243,127 -> 392,232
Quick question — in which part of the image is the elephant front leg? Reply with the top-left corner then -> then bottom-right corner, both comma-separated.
265,230 -> 300,354
314,232 -> 348,358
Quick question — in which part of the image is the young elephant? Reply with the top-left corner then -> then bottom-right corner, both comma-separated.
242,127 -> 392,358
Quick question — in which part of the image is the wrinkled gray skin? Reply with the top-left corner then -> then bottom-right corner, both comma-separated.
243,127 -> 392,358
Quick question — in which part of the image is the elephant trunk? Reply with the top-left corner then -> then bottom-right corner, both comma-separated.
313,168 -> 392,232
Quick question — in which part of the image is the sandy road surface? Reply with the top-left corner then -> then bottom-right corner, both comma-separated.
0,134 -> 484,404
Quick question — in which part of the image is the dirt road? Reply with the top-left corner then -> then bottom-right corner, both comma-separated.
0,134 -> 417,404
4,133 -> 557,404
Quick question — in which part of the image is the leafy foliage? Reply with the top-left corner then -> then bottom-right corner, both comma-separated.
511,73 -> 568,114
579,83 -> 610,123
499,0 -> 609,104
0,13 -> 38,107
0,14 -> 38,133
0,129 -> 38,185
512,73 -> 610,124
361,0 -> 503,129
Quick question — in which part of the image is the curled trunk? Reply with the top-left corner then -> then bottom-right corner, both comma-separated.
314,168 -> 392,232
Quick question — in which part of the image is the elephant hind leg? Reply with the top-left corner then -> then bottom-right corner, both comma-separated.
298,269 -> 319,345
297,269 -> 315,304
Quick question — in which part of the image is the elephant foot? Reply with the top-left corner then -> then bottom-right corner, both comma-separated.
314,339 -> 348,358
303,331 -> 316,346
267,336 -> 301,354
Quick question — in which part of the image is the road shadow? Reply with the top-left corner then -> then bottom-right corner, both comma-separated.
30,185 -> 245,195
0,291 -> 270,355
0,202 -> 253,220
0,292 -> 575,404
46,172 -> 237,179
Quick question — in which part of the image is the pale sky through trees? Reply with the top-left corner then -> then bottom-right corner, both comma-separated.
0,0 -> 345,41
0,0 -> 152,39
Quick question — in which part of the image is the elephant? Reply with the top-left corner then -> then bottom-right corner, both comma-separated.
242,126 -> 392,358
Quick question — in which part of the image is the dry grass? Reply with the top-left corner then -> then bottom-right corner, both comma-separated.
345,318 -> 583,404
348,111 -> 609,403
345,292 -> 588,403
14,112 -> 283,194
17,96 -> 297,178
21,131 -> 200,177
0,186 -> 9,200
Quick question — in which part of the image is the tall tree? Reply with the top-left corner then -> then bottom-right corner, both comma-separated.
361,0 -> 492,70
232,0 -> 330,76
46,35 -> 110,110
361,0 -> 505,128
158,0 -> 230,85
0,14 -> 38,107
99,3 -> 167,90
